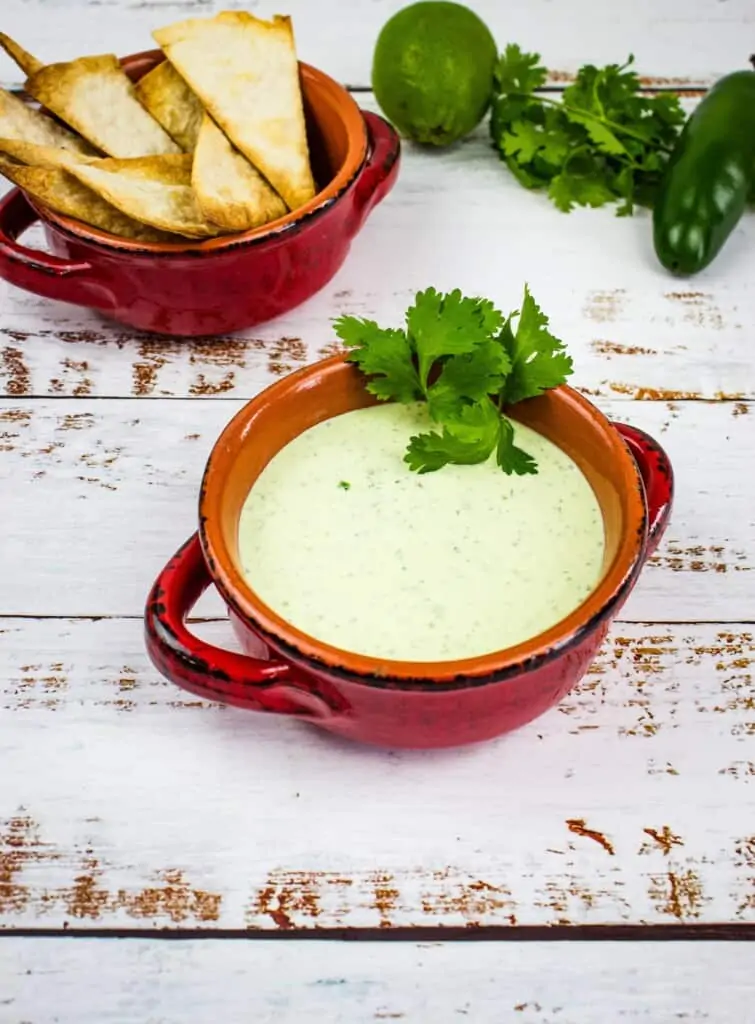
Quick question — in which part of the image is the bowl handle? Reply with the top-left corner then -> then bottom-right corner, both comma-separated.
0,188 -> 113,310
144,533 -> 339,719
613,422 -> 674,558
350,110 -> 401,233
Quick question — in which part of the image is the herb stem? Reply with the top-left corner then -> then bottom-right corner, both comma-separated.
561,142 -> 640,175
509,91 -> 675,154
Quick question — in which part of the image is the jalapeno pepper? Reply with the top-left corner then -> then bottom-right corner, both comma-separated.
653,60 -> 755,275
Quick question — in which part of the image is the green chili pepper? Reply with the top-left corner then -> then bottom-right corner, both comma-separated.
653,59 -> 755,275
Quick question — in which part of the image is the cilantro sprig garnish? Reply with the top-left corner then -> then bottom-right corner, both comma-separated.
333,285 -> 573,475
490,45 -> 686,215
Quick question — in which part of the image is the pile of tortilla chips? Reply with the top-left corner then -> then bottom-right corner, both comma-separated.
0,13 -> 317,243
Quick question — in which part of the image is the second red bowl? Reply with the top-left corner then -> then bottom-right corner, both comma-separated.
0,51 -> 401,337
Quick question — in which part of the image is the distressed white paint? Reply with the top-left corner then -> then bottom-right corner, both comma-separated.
4,940 -> 755,1022
0,618 -> 753,929
0,398 -> 751,619
0,15 -> 752,1018
2,96 -> 755,403
0,0 -> 751,90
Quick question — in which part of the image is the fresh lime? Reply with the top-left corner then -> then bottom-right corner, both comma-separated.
371,1 -> 497,147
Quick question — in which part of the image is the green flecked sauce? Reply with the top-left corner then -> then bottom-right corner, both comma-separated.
238,403 -> 605,662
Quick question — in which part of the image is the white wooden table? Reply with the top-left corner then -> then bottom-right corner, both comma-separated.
1,1 -> 754,1020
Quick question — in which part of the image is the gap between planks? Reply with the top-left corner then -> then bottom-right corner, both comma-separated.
2,397 -> 751,406
3,85 -> 708,96
2,923 -> 755,941
1,614 -> 755,625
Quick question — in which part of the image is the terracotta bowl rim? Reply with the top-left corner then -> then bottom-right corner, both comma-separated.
197,356 -> 649,687
30,50 -> 369,256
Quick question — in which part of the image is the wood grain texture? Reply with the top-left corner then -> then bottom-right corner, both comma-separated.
1,618 -> 753,930
0,397 -> 751,619
1,0 -> 754,971
0,0 -> 751,90
4,939 -> 755,1021
2,97 -> 754,403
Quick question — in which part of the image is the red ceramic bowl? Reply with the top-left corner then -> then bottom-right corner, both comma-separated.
145,356 -> 673,750
0,51 -> 400,337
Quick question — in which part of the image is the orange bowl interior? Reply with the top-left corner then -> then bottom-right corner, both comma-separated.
36,50 -> 369,254
199,358 -> 647,681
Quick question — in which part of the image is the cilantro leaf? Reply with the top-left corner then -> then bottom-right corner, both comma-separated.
548,169 -> 617,212
405,398 -> 501,474
536,110 -> 574,168
613,165 -> 636,216
562,64 -> 630,156
500,286 -> 574,404
565,111 -> 628,157
496,416 -> 538,475
502,119 -> 548,163
490,48 -> 686,216
501,153 -> 549,189
334,285 -> 574,476
649,92 -> 687,129
333,316 -> 421,403
428,341 -> 511,420
406,288 -> 504,389
494,44 -> 548,95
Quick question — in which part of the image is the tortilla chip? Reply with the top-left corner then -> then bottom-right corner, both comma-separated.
0,89 -> 96,155
0,141 -> 216,237
192,114 -> 286,231
134,60 -> 203,152
153,13 -> 316,211
0,139 -> 191,181
0,157 -> 182,242
0,32 -> 44,77
94,153 -> 194,184
0,136 -> 91,168
24,54 -> 181,158
63,154 -> 222,237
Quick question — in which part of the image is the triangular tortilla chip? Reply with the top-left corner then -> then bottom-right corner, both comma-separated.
0,157 -> 182,243
92,153 -> 194,184
153,13 -> 316,211
134,60 -> 203,152
24,54 -> 181,158
0,89 -> 96,155
0,140 -> 219,238
0,136 -> 94,168
192,114 -> 287,231
0,138 -> 186,180
0,32 -> 44,77
63,154 -> 223,238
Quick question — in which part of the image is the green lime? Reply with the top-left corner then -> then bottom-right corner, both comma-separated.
371,1 -> 497,147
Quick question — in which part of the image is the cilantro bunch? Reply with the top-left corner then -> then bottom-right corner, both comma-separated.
333,285 -> 573,476
490,45 -> 686,215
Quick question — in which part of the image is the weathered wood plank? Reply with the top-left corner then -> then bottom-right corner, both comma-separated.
0,1 -> 750,986
1,0 -> 749,90
0,397 -> 750,619
1,618 -> 753,930
2,97 -> 753,402
4,939 -> 754,1022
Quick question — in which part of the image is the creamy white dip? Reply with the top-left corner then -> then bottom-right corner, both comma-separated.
238,402 -> 605,662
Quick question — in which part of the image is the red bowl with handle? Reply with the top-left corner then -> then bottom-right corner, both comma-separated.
0,50 -> 400,337
144,356 -> 673,750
